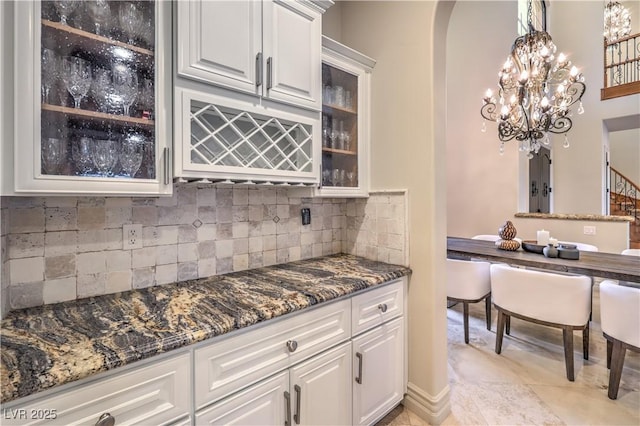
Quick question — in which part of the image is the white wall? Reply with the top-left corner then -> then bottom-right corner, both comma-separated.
610,128 -> 640,185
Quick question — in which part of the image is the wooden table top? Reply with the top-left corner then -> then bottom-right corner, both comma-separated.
447,237 -> 640,283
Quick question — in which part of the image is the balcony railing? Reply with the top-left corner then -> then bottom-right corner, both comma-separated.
601,33 -> 640,100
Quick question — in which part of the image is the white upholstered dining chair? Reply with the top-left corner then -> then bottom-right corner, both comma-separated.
490,264 -> 592,381
599,280 -> 640,399
557,241 -> 598,252
621,248 -> 640,256
446,259 -> 492,344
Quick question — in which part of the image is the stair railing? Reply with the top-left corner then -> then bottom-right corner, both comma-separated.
601,33 -> 640,100
610,166 -> 639,222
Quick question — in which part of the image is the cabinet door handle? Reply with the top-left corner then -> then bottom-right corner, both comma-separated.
256,52 -> 263,87
284,391 -> 291,426
267,57 -> 273,90
378,303 -> 388,313
163,147 -> 170,185
286,340 -> 298,353
294,384 -> 301,424
95,413 -> 115,426
355,352 -> 363,384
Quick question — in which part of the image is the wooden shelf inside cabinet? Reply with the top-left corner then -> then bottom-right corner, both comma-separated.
322,147 -> 357,156
41,19 -> 154,71
42,104 -> 155,127
323,104 -> 357,115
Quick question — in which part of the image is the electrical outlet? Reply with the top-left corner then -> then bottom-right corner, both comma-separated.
583,225 -> 596,235
123,224 -> 143,249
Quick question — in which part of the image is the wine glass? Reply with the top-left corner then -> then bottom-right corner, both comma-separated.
119,2 -> 144,45
84,0 -> 112,37
53,0 -> 79,26
41,137 -> 68,175
119,133 -> 146,177
41,48 -> 59,104
72,137 -> 94,175
62,56 -> 92,109
92,139 -> 119,176
138,78 -> 154,117
111,61 -> 138,116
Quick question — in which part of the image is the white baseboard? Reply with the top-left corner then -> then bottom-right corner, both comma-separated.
403,381 -> 451,425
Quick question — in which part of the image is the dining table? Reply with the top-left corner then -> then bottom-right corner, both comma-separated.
447,236 -> 640,284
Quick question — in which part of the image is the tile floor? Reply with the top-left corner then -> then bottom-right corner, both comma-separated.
377,282 -> 640,425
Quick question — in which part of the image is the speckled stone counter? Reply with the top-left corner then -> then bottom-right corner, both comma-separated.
0,254 -> 411,403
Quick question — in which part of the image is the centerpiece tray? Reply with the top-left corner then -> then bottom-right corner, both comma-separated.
521,240 -> 545,254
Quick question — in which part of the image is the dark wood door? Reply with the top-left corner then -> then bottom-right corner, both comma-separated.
529,147 -> 551,213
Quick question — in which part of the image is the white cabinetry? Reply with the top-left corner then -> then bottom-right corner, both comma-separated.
317,36 -> 375,198
2,352 -> 191,426
176,0 -> 323,111
197,342 -> 352,425
4,1 -> 172,196
351,279 -> 406,425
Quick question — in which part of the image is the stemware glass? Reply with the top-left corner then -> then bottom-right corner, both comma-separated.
138,78 -> 154,117
41,48 -> 59,104
119,133 -> 146,177
92,139 -> 119,176
112,61 -> 138,116
53,0 -> 79,26
71,137 -> 95,175
119,2 -> 144,45
41,138 -> 68,175
62,56 -> 92,109
84,0 -> 112,37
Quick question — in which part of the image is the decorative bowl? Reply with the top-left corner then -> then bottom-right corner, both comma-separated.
522,240 -> 545,254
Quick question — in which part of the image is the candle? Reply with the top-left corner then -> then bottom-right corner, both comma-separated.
549,237 -> 558,247
537,229 -> 550,246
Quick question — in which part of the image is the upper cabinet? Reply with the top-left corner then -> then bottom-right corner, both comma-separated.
176,0 -> 325,112
317,37 -> 375,198
4,0 -> 172,196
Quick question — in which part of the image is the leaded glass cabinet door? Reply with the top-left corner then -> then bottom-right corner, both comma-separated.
174,89 -> 319,185
12,0 -> 171,195
317,37 -> 374,198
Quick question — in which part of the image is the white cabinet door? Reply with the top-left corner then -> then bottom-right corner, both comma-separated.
289,342 -> 352,426
195,371 -> 289,425
352,317 -> 404,426
176,0 -> 262,95
262,0 -> 321,110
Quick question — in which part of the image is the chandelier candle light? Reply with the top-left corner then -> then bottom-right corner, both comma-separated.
480,1 -> 586,157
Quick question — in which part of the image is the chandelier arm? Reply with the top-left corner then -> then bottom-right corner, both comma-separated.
480,103 -> 498,122
546,116 -> 573,134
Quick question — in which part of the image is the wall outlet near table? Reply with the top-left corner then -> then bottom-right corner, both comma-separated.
123,224 -> 143,249
583,226 -> 596,235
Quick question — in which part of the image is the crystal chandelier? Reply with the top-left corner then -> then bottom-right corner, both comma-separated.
480,1 -> 586,157
604,1 -> 631,43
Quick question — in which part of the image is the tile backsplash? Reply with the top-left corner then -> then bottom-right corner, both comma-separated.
0,187 -> 406,314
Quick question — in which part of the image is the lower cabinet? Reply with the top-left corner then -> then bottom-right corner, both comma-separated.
352,317 -> 405,426
196,342 -> 352,425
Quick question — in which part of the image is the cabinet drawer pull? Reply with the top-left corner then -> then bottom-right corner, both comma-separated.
256,52 -> 263,87
284,391 -> 291,426
378,303 -> 388,313
95,413 -> 115,426
294,384 -> 301,424
267,57 -> 273,90
355,352 -> 363,384
286,340 -> 298,353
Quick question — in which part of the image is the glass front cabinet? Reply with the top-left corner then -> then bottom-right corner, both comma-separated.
317,36 -> 375,198
7,0 -> 171,195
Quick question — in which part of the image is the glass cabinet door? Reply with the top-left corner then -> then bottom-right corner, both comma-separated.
318,37 -> 373,198
321,63 -> 359,189
11,0 -> 171,195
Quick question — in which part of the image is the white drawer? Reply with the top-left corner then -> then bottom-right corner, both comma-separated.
351,279 -> 404,336
2,352 -> 191,426
194,299 -> 351,410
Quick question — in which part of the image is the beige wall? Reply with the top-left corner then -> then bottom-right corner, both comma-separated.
324,1 -> 452,422
447,1 -> 640,247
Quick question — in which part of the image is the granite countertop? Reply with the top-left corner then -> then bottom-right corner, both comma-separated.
514,212 -> 636,222
0,254 -> 411,404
